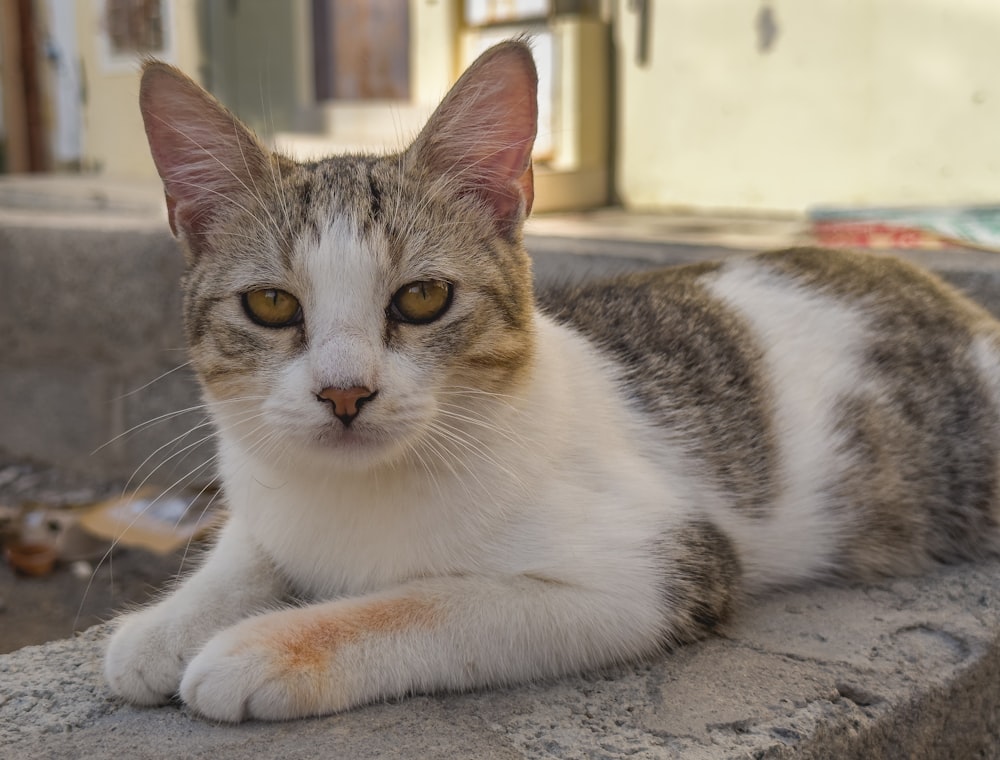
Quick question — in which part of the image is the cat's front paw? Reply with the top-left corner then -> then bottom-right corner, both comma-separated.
179,611 -> 351,722
104,608 -> 191,705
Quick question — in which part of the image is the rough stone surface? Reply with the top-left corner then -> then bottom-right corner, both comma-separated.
2,562 -> 998,759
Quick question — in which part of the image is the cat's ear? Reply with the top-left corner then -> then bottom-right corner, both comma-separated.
408,40 -> 538,236
139,61 -> 270,248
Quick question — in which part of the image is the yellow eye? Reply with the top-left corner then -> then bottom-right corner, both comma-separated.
390,280 -> 453,324
242,288 -> 303,327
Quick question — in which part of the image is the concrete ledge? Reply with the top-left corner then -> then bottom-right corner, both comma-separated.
2,562 -> 999,759
0,182 -> 196,482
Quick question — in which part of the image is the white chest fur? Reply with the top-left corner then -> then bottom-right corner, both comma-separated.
216,316 -> 690,600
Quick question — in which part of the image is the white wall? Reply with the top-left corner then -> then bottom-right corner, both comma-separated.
44,0 -> 82,166
616,0 -> 1000,212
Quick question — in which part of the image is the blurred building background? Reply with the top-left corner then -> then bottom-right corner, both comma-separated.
0,0 -> 998,214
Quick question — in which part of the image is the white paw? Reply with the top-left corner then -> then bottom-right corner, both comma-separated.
104,607 -> 192,705
179,612 -> 347,722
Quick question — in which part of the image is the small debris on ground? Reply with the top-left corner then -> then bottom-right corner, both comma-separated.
0,450 -> 214,653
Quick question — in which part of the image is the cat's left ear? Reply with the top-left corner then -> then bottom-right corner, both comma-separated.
408,40 -> 538,237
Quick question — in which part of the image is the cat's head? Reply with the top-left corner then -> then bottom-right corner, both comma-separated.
139,41 -> 538,470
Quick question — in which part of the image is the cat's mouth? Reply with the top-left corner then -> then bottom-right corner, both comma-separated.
316,424 -> 380,448
309,423 -> 406,468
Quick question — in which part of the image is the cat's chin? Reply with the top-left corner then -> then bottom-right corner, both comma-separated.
299,427 -> 410,471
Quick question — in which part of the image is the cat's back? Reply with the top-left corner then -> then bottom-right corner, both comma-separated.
540,247 -> 1000,348
540,247 -> 1000,583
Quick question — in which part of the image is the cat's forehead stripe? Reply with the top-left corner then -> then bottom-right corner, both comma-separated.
367,161 -> 382,224
303,215 -> 385,320
290,156 -> 408,271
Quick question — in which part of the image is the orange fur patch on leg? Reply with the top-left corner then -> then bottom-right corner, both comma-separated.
272,596 -> 442,671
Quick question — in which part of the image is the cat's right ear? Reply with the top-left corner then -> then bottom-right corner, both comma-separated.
407,40 -> 538,239
139,61 -> 270,251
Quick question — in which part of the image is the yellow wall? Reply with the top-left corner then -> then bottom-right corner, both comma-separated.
78,0 -> 457,174
275,0 -> 458,159
77,0 -> 202,178
81,1 -> 1000,212
616,0 -> 1000,212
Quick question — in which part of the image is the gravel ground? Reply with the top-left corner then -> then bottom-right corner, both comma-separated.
0,451 -> 194,654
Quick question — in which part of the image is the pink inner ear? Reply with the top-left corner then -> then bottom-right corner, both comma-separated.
480,156 -> 534,227
411,42 -> 539,233
140,63 -> 268,244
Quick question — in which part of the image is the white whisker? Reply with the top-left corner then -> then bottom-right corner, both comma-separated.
117,361 -> 194,399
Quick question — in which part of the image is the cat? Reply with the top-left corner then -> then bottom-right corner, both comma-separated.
104,39 -> 1000,723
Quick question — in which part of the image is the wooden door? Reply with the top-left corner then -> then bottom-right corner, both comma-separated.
312,0 -> 410,101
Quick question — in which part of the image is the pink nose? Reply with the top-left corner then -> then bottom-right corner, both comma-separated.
316,386 -> 377,427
